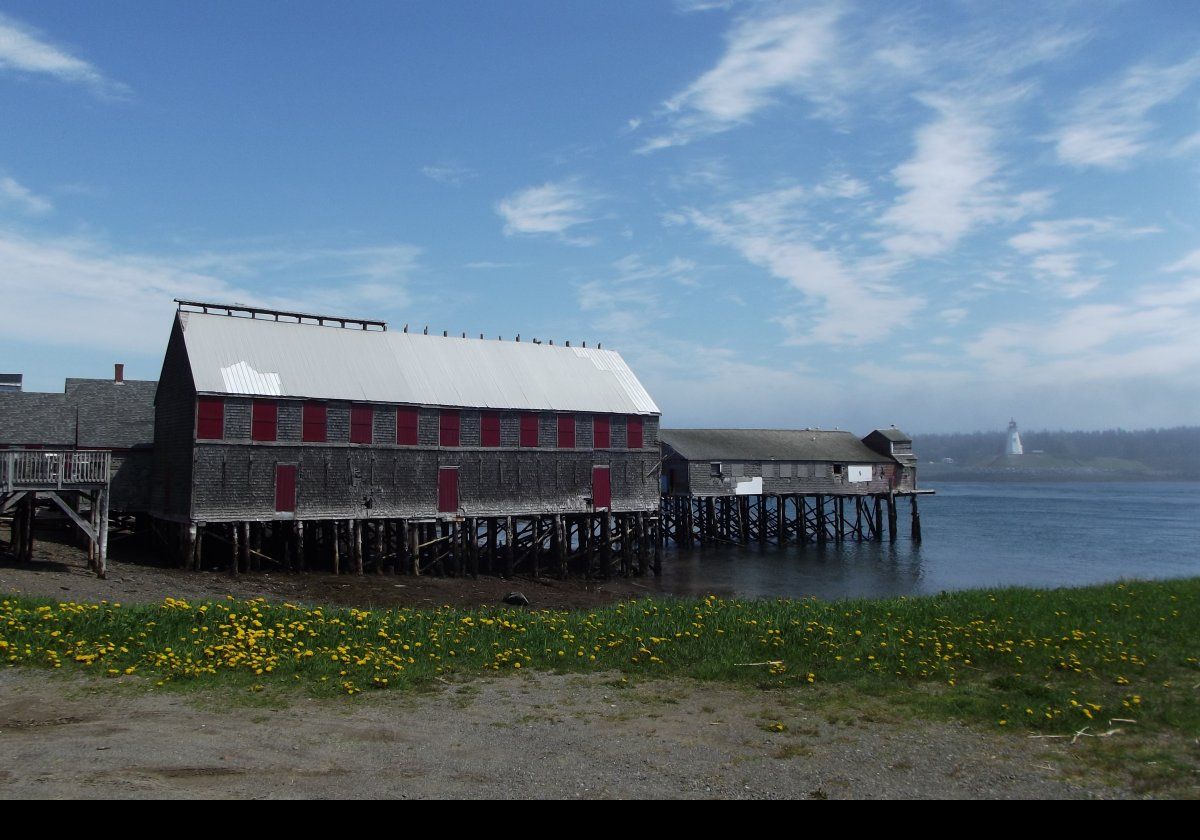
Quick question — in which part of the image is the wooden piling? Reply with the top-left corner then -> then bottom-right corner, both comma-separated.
353,519 -> 364,575
229,521 -> 240,576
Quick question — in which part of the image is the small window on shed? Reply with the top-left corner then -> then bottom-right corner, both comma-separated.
833,463 -> 844,476
558,415 -> 576,449
350,404 -> 373,444
440,410 -> 460,447
251,399 -> 277,442
520,413 -> 539,448
196,396 -> 224,440
710,462 -> 723,477
481,412 -> 501,448
396,408 -> 419,445
302,402 -> 327,443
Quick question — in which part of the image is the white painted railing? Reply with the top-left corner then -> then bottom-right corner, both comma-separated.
0,449 -> 111,493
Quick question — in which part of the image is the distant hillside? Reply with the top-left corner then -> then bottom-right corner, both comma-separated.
912,426 -> 1200,480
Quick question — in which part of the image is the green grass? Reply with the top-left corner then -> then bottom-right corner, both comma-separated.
3,578 -> 1197,743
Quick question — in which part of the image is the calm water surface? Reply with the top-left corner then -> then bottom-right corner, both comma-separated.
645,482 -> 1200,600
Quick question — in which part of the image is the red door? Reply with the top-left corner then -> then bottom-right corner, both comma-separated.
275,464 -> 297,512
438,467 -> 459,513
592,466 -> 611,510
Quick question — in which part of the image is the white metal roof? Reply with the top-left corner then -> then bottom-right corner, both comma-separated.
179,312 -> 660,415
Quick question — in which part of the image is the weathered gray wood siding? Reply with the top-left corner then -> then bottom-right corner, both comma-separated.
188,445 -> 660,521
667,460 -> 897,497
149,321 -> 197,519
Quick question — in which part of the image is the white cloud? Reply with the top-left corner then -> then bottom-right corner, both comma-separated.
880,99 -> 1049,258
420,163 -> 476,186
1006,217 -> 1159,297
683,186 -> 922,345
640,4 -> 843,151
577,255 -> 696,335
0,13 -> 127,96
1053,57 -> 1200,169
0,230 -> 421,353
969,298 -> 1200,384
0,173 -> 52,215
1165,248 -> 1200,274
495,180 -> 599,243
1008,218 -> 1114,254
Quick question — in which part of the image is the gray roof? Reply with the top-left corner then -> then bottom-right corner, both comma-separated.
660,429 -> 893,464
0,393 -> 74,445
65,379 -> 157,449
869,428 -> 912,443
0,379 -> 156,449
178,311 -> 660,415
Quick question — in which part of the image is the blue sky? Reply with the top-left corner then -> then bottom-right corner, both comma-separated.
1,1 -> 1198,433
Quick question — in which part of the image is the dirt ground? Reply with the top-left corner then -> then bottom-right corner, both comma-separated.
0,522 -> 1162,800
0,523 -> 653,611
0,668 -> 1123,800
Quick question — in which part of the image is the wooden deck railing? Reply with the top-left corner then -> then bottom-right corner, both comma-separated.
0,449 -> 111,493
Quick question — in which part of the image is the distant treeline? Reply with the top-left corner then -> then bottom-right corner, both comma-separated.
912,426 -> 1200,477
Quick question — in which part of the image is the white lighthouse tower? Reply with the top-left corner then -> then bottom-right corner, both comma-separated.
1006,419 -> 1024,456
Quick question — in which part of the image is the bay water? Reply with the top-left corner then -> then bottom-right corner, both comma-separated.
646,482 -> 1200,600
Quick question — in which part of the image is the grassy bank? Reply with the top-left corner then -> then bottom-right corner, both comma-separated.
2,579 -> 1197,736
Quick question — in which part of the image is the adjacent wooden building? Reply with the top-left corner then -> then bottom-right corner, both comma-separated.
659,428 -> 924,546
0,368 -> 156,512
150,301 -> 663,576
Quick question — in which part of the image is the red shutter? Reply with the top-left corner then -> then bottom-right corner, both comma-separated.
592,466 -> 611,510
520,413 -> 539,448
350,404 -> 373,444
252,400 -> 277,442
437,467 -> 459,513
275,464 -> 297,512
440,410 -> 460,447
481,412 -> 501,447
397,408 -> 419,445
558,415 -> 575,449
627,416 -> 644,450
593,415 -> 610,449
302,402 -> 327,443
197,397 -> 224,440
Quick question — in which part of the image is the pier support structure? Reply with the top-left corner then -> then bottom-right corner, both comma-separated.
659,492 -> 931,547
156,510 -> 663,579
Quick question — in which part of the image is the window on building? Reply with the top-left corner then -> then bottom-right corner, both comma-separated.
627,416 -> 644,450
396,408 -> 419,445
440,410 -> 460,447
481,412 -> 501,448
350,404 -> 373,444
833,463 -> 844,476
196,396 -> 224,440
520,413 -> 539,448
710,462 -> 723,477
251,399 -> 277,442
594,415 -> 611,449
302,402 -> 327,443
558,415 -> 575,449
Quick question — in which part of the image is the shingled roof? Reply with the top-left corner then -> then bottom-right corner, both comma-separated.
659,429 -> 893,464
65,379 -> 157,449
175,310 -> 660,415
0,379 -> 156,449
0,392 -> 74,445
